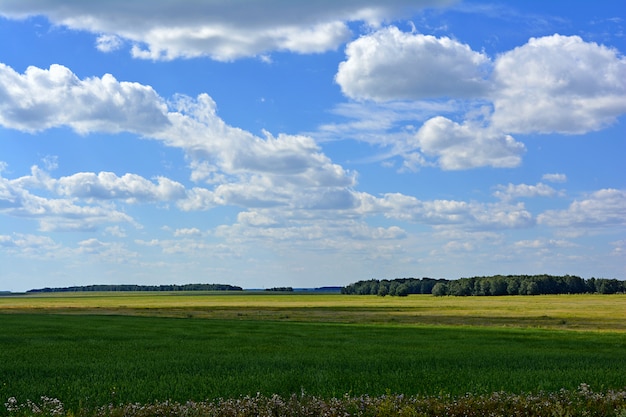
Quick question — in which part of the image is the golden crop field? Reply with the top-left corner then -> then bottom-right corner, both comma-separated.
1,292 -> 624,331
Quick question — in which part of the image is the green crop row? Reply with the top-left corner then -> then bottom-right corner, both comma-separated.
1,314 -> 625,414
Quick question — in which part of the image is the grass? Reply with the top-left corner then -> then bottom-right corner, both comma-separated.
1,292 -> 625,415
1,292 -> 625,331
1,312 -> 626,413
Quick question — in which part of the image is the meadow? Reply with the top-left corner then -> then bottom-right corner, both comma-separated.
1,292 -> 625,330
1,292 -> 625,416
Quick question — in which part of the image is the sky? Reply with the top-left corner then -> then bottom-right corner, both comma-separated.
0,1 -> 625,292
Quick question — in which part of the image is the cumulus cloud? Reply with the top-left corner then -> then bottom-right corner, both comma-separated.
493,182 -> 561,201
9,166 -> 187,204
156,94 -> 359,210
0,180 -> 133,232
412,116 -> 525,170
0,0 -> 452,61
356,192 -> 534,230
332,30 -> 626,171
198,185 -> 536,252
0,53 -> 619,259
491,34 -> 626,134
0,63 -> 169,134
336,31 -> 626,136
55,172 -> 187,203
1,168 -> 145,232
237,212 -> 279,228
0,62 -> 358,213
0,60 -> 380,250
537,189 -> 626,229
176,187 -> 219,212
336,27 -> 490,101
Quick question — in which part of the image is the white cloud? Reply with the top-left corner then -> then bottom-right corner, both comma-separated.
8,165 -> 187,204
0,0 -> 453,61
36,201 -> 133,232
157,94 -> 358,199
493,182 -> 561,201
55,172 -> 186,203
237,211 -> 279,228
134,237 -> 230,257
336,27 -> 490,101
542,173 -> 567,183
0,54 -> 620,270
75,238 -> 138,263
77,238 -> 107,253
201,187 -> 535,256
177,187 -> 219,211
96,34 -> 123,52
104,225 -> 127,237
0,63 -> 169,134
0,233 -> 56,250
491,34 -> 626,134
157,95 -> 360,211
127,21 -> 352,61
357,192 -> 534,229
513,239 -> 575,249
173,228 -> 202,238
330,31 -> 626,172
166,95 -> 356,186
0,62 -> 358,213
0,235 -> 12,247
433,229 -> 503,246
1,170 -> 134,232
42,155 -> 58,171
315,100 -> 458,148
413,116 -> 525,170
611,240 -> 626,257
538,189 -> 626,229
215,216 -> 407,251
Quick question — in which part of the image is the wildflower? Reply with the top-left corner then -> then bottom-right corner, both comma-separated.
4,397 -> 19,413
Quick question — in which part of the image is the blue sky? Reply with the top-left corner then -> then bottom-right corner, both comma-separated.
0,1 -> 624,292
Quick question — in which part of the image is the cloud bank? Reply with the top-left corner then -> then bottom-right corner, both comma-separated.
0,0 -> 453,61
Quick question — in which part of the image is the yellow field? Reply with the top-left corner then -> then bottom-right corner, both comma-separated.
1,292 -> 624,331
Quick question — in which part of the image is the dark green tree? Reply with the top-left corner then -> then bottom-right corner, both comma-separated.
432,282 -> 448,296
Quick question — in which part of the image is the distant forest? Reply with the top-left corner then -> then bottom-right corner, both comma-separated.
27,283 -> 243,293
341,275 -> 626,297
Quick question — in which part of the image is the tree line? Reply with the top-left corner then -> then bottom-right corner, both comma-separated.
341,275 -> 626,297
27,283 -> 243,293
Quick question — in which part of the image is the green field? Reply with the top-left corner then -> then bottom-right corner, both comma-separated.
1,293 -> 625,415
2,292 -> 625,330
